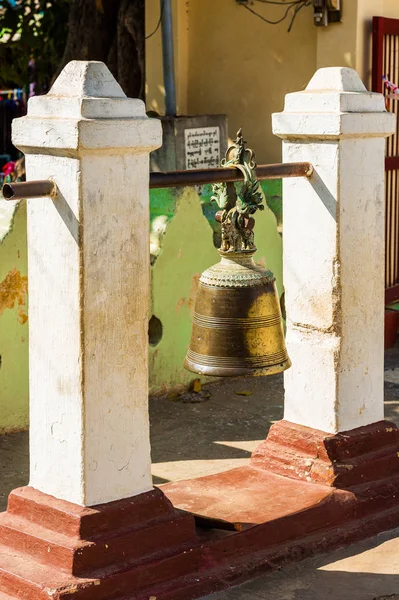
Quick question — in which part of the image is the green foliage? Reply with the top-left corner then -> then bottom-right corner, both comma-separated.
0,0 -> 70,91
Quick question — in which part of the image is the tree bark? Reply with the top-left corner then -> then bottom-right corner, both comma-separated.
55,0 -> 145,100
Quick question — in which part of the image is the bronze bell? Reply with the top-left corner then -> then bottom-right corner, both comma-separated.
184,130 -> 291,377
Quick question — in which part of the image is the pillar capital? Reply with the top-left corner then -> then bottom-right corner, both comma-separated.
273,67 -> 394,140
13,60 -> 161,154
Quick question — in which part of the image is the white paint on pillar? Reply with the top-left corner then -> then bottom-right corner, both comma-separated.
12,61 -> 162,506
272,67 -> 395,434
0,200 -> 18,242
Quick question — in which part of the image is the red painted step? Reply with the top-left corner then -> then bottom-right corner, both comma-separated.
0,539 -> 205,600
7,486 -> 177,538
0,513 -> 92,573
0,543 -> 88,600
0,510 -> 195,576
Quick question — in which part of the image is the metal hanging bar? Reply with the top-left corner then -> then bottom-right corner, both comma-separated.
149,162 -> 313,188
2,180 -> 56,200
1,162 -> 312,200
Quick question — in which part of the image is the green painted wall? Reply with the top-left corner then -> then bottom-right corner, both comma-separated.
149,183 -> 284,394
150,187 -> 219,393
261,179 -> 283,232
0,201 -> 29,433
0,182 -> 283,431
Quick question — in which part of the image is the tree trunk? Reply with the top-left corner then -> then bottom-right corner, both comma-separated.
55,0 -> 145,100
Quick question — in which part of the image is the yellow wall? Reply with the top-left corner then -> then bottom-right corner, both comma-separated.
3,0 -> 399,434
316,1 -> 358,75
317,0 -> 399,89
146,0 -> 399,161
146,0 -> 189,115
146,0 -> 317,163
357,0 -> 399,89
186,1 -> 317,164
146,0 -> 164,115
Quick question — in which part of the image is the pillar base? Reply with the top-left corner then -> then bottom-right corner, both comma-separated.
2,421 -> 399,599
252,419 -> 399,488
0,486 -> 200,599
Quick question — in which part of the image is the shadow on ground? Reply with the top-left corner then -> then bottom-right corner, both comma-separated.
202,527 -> 399,600
2,345 -> 399,511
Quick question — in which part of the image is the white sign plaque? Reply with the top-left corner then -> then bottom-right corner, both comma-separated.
184,126 -> 220,170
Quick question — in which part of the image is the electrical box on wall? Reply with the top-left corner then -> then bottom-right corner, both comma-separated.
235,0 -> 341,29
313,0 -> 341,27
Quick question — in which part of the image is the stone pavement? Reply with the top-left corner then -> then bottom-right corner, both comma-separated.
202,528 -> 399,600
1,344 -> 399,598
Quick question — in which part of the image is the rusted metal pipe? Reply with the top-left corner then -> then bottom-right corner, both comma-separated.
149,162 -> 313,189
2,180 -> 57,200
2,162 -> 312,199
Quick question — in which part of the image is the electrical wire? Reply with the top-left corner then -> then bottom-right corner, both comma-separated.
239,0 -> 311,31
287,0 -> 312,32
146,0 -> 165,39
252,0 -> 307,4
240,2 -> 295,25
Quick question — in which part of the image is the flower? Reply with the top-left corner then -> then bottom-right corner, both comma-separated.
2,162 -> 16,177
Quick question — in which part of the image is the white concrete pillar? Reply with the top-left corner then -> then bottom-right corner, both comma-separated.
12,61 -> 162,506
272,67 -> 395,434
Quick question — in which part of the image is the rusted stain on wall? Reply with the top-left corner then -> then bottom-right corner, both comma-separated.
176,297 -> 186,314
0,267 -> 28,324
188,273 -> 200,314
175,275 -> 201,316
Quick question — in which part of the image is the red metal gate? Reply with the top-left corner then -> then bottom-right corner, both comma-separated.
373,16 -> 399,304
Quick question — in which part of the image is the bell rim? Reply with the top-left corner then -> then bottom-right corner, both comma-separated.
183,356 -> 292,378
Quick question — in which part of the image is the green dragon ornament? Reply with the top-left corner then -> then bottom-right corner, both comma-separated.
211,129 -> 264,253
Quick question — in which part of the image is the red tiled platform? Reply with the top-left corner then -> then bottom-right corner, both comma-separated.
1,420 -> 399,599
162,466 -> 353,531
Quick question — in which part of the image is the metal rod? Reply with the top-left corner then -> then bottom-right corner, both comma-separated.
2,180 -> 56,200
161,0 -> 177,116
149,162 -> 313,189
1,162 -> 313,200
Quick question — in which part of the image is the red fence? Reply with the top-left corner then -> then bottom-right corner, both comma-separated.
373,16 -> 399,303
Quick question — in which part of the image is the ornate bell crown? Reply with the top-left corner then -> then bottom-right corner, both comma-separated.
211,128 -> 264,255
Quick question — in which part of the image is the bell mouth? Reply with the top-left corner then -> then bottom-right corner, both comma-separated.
184,355 -> 292,378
